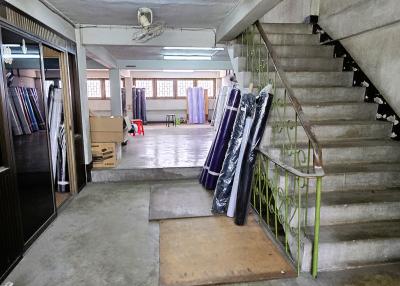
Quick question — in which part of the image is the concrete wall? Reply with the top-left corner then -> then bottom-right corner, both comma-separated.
260,0 -> 312,23
319,0 -> 400,115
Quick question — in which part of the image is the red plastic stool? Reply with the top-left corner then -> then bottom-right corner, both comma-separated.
131,119 -> 144,136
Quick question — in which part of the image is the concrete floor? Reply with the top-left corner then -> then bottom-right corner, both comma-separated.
118,124 -> 214,169
4,182 -> 400,286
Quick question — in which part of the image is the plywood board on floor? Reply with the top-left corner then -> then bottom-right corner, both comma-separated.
160,215 -> 296,286
149,180 -> 213,221
55,192 -> 71,208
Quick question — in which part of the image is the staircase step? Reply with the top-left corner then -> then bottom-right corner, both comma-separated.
263,120 -> 392,145
230,44 -> 334,59
308,163 -> 400,192
270,139 -> 400,166
261,23 -> 313,34
233,57 -> 343,72
237,71 -> 354,88
320,139 -> 400,164
305,188 -> 400,226
91,166 -> 201,183
275,87 -> 365,104
305,220 -> 400,271
272,102 -> 377,121
256,33 -> 320,45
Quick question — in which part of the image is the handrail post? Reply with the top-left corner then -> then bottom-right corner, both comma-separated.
312,177 -> 322,277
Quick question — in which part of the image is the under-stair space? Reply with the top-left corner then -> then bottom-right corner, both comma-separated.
228,22 -> 400,272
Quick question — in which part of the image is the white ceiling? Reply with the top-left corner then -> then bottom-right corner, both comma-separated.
101,45 -> 229,61
46,0 -> 241,28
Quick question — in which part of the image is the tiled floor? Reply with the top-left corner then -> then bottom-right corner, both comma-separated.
117,124 -> 214,169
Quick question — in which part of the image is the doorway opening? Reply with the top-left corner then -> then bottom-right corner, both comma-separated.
42,45 -> 72,208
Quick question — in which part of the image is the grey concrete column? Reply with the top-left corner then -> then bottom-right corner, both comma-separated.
110,68 -> 122,116
75,28 -> 92,164
124,75 -> 133,118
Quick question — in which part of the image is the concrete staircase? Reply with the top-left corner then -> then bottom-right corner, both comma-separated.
228,23 -> 400,271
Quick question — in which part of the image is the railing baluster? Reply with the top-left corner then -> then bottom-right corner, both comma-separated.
284,170 -> 288,252
312,177 -> 322,278
297,176 -> 301,275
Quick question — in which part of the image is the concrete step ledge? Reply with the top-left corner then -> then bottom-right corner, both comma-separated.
307,163 -> 400,192
91,166 -> 201,183
275,87 -> 365,103
270,102 -> 377,121
233,56 -> 344,72
262,120 -> 393,145
261,23 -> 313,34
305,189 -> 400,226
305,220 -> 400,271
237,71 -> 354,88
230,44 -> 334,59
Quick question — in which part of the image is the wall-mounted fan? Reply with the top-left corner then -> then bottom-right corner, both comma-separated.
132,8 -> 165,42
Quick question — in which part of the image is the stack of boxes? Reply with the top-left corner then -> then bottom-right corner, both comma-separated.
90,116 -> 128,168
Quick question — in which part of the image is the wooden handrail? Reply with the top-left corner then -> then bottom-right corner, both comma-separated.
255,20 -> 324,169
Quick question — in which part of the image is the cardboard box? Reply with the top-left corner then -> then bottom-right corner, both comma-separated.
90,116 -> 125,143
91,142 -> 119,168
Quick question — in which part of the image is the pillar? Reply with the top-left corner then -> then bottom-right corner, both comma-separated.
109,68 -> 122,116
124,74 -> 133,119
75,28 -> 92,164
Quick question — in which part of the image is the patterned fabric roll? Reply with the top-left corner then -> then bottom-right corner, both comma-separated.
9,87 -> 31,134
235,85 -> 274,225
211,93 -> 255,213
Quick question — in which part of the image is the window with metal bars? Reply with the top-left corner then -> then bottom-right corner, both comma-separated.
197,80 -> 214,98
133,78 -> 216,98
86,80 -> 102,98
135,80 -> 154,98
177,80 -> 194,97
156,80 -> 174,98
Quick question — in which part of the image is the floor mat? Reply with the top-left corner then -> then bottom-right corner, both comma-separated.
159,215 -> 296,286
149,180 -> 213,221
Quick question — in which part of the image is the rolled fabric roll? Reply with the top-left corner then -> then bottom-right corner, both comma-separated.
235,85 -> 274,226
212,93 -> 255,214
227,116 -> 253,217
200,88 -> 241,190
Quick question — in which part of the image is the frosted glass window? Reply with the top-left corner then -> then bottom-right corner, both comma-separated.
197,80 -> 214,97
135,80 -> 154,97
87,80 -> 101,98
105,80 -> 110,98
157,80 -> 174,97
177,80 -> 194,97
105,79 -> 125,98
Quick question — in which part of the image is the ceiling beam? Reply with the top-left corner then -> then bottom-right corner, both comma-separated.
117,59 -> 232,70
216,0 -> 282,42
80,26 -> 216,47
85,46 -> 118,69
5,0 -> 76,40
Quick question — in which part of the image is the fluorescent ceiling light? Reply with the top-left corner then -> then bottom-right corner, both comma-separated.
163,70 -> 194,73
3,54 -> 40,59
3,44 -> 21,47
164,55 -> 211,61
163,47 -> 224,51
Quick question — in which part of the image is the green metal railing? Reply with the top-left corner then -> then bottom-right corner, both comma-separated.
239,21 -> 324,277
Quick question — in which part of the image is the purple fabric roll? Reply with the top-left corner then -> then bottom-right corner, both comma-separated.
200,88 -> 241,190
197,87 -> 205,124
188,87 -> 206,124
187,88 -> 194,124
